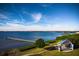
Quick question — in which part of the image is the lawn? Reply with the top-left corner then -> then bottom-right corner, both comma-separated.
21,42 -> 79,56
20,34 -> 79,56
21,47 -> 79,56
21,48 -> 45,56
40,48 -> 79,56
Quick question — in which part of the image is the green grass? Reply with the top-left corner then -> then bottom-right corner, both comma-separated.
3,33 -> 79,56
21,48 -> 45,55
40,48 -> 79,56
21,41 -> 79,56
21,47 -> 79,56
17,45 -> 36,51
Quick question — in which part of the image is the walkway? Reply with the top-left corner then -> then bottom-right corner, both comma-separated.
8,37 -> 35,43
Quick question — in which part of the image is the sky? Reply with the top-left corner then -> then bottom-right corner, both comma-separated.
0,3 -> 79,31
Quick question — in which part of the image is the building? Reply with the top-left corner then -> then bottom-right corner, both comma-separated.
57,39 -> 74,52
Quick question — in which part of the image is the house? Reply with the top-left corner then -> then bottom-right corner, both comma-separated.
56,39 -> 74,52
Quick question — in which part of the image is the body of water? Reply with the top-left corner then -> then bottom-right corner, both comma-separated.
0,31 -> 74,51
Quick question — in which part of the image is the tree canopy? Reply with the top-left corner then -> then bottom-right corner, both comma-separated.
35,38 -> 45,48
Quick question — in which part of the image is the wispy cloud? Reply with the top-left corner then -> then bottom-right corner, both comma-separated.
31,13 -> 42,23
23,11 -> 42,23
0,22 -> 78,31
52,24 -> 78,31
0,11 -> 78,31
0,13 -> 9,20
0,22 -> 26,31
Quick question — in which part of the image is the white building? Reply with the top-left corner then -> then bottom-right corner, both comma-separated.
57,39 -> 74,52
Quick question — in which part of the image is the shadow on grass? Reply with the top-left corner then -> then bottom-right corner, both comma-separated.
44,46 -> 56,51
74,45 -> 79,49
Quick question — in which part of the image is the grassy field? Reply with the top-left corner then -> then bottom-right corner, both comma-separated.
2,33 -> 79,56
21,48 -> 45,56
1,41 -> 79,56
21,47 -> 79,56
21,42 -> 79,56
40,49 -> 79,56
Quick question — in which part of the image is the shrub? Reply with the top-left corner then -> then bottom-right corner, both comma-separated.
35,38 -> 45,48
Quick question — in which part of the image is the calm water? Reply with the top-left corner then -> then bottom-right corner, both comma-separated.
0,31 -> 73,51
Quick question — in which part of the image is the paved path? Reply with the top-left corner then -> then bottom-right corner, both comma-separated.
8,37 -> 35,43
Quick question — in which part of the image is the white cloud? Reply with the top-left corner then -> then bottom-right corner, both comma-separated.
23,11 -> 42,23
32,13 -> 42,23
52,24 -> 78,31
0,13 -> 8,20
8,19 -> 21,24
0,14 -> 78,31
0,23 -> 78,31
0,23 -> 26,31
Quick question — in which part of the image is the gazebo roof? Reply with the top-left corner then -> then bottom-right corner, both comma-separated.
57,39 -> 71,45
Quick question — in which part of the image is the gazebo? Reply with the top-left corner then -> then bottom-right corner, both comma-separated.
57,39 -> 74,52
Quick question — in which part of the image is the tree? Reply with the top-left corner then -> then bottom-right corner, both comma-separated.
35,38 -> 45,48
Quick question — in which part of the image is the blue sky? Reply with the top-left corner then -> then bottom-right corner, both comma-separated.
0,3 -> 79,31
